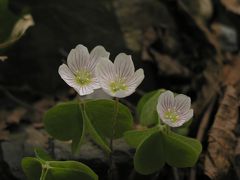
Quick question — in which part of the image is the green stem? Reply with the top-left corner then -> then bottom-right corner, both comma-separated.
40,163 -> 49,180
108,98 -> 119,180
78,98 -> 85,120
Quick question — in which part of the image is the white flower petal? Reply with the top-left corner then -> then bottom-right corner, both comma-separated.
115,88 -> 136,98
74,86 -> 94,96
161,118 -> 178,127
67,44 -> 90,73
90,45 -> 110,62
178,109 -> 193,124
126,68 -> 144,89
157,90 -> 174,114
89,77 -> 101,90
88,45 -> 110,72
114,53 -> 134,78
58,64 -> 77,87
174,94 -> 191,113
96,57 -> 115,85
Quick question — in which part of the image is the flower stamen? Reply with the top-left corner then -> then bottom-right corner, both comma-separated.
164,109 -> 179,122
75,70 -> 92,86
110,79 -> 128,93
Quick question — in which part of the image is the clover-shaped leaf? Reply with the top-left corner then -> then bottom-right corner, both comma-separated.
22,157 -> 42,180
133,129 -> 202,175
124,127 -> 159,148
84,99 -> 133,152
22,149 -> 98,180
43,101 -> 84,154
137,89 -> 165,126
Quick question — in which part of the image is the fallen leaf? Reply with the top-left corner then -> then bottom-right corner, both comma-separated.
25,127 -> 48,148
0,130 -> 9,140
204,86 -> 239,179
223,55 -> 240,87
0,56 -> 8,61
221,0 -> 240,15
0,14 -> 34,48
32,98 -> 55,122
6,107 -> 27,124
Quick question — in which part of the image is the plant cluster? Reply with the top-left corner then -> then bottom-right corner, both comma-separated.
22,45 -> 202,180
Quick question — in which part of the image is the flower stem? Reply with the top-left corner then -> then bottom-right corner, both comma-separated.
108,98 -> 119,180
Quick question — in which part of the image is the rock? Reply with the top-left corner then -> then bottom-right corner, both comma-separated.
0,124 -> 132,180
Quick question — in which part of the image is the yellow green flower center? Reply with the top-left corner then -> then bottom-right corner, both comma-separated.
110,80 -> 128,93
164,109 -> 179,122
75,70 -> 92,86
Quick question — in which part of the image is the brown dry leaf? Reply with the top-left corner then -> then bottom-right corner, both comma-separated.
204,86 -> 239,179
180,0 -> 213,21
0,56 -> 8,62
221,0 -> 240,15
6,107 -> 27,124
192,60 -> 222,118
25,127 -> 48,148
32,122 -> 44,129
223,55 -> 240,87
141,27 -> 158,62
0,14 -> 34,49
150,50 -> 190,76
32,97 -> 55,122
0,130 -> 9,140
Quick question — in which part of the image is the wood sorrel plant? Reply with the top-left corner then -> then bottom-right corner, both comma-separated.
22,44 -> 202,180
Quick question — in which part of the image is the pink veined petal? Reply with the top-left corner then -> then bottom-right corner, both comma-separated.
160,117 -> 177,127
96,57 -> 115,84
114,88 -> 136,98
89,77 -> 101,90
58,64 -> 78,87
178,109 -> 193,124
74,86 -> 94,96
101,86 -> 115,97
67,44 -> 90,73
174,94 -> 191,113
158,91 -> 174,113
88,45 -> 110,72
114,53 -> 135,79
126,68 -> 144,90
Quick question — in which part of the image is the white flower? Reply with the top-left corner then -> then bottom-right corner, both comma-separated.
96,53 -> 144,98
58,44 -> 110,96
156,90 -> 193,127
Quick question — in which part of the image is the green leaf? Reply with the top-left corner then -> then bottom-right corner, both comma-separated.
35,148 -> 53,161
174,119 -> 192,135
84,114 -> 111,153
22,157 -> 42,180
45,161 -> 98,180
124,127 -> 159,148
164,131 -> 202,167
85,99 -> 133,138
133,129 -> 202,175
43,101 -> 84,153
22,154 -> 98,180
138,89 -> 165,126
137,90 -> 158,116
134,132 -> 165,175
84,99 -> 133,152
